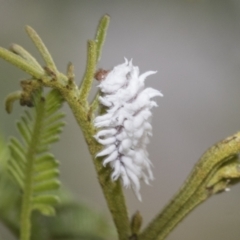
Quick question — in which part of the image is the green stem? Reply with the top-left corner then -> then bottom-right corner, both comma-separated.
87,92 -> 100,121
41,75 -> 131,239
5,90 -> 22,114
65,89 -> 131,240
20,96 -> 45,240
10,44 -> 43,72
156,157 -> 240,240
35,73 -> 130,239
139,132 -> 240,240
95,15 -> 110,62
0,48 -> 44,78
25,26 -> 57,73
79,40 -> 96,102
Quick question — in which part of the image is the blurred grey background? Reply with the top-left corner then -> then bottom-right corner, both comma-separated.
1,0 -> 240,239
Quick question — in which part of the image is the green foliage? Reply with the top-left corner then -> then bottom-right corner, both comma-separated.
31,200 -> 115,240
0,136 -> 20,237
0,149 -> 115,240
8,89 -> 65,217
0,132 -> 115,240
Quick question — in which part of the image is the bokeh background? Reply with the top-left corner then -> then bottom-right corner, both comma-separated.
1,0 -> 240,239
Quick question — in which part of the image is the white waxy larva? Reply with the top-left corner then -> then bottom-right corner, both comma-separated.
103,150 -> 119,166
94,59 -> 162,201
95,112 -> 113,122
111,160 -> 123,181
96,144 -> 116,157
97,136 -> 116,145
95,129 -> 118,138
119,139 -> 132,153
99,96 -> 112,107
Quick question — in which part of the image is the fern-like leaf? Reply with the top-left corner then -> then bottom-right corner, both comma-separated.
8,89 -> 65,219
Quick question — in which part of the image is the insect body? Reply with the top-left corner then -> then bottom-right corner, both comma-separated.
94,59 -> 162,201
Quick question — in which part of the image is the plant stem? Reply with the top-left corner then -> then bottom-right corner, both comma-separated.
25,26 -> 57,73
0,48 -> 44,78
61,84 -> 131,240
10,44 -> 43,72
95,15 -> 110,62
79,40 -> 96,102
5,91 -> 22,114
139,132 -> 240,240
38,74 -> 131,240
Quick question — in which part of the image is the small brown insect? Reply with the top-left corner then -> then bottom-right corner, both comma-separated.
94,68 -> 109,81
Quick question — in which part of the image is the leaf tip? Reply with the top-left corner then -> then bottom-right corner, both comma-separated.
5,91 -> 22,114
